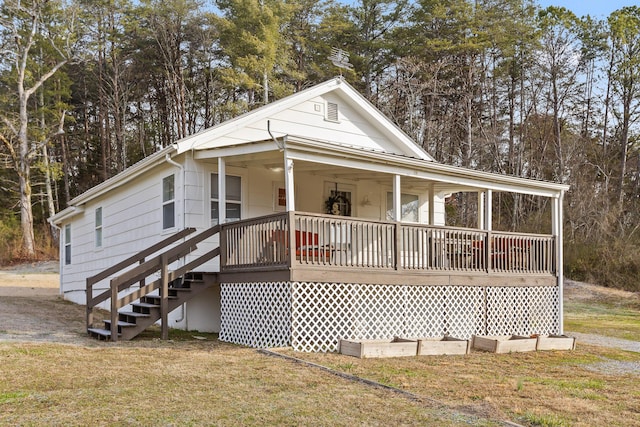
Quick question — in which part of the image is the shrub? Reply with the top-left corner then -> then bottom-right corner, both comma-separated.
565,241 -> 640,292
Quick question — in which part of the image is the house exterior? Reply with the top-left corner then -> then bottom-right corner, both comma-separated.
50,78 -> 569,351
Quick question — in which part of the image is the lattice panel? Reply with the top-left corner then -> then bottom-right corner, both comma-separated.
402,285 -> 444,337
290,282 -> 355,352
486,286 -> 559,336
441,286 -> 487,339
219,280 -> 559,352
291,283 -> 560,352
350,284 -> 406,340
219,282 -> 292,348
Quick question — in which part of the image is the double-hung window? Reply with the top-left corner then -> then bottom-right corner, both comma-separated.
211,173 -> 241,224
64,224 -> 71,265
386,192 -> 419,222
162,175 -> 175,229
95,207 -> 103,248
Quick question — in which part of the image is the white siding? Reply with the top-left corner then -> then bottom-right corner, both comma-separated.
192,94 -> 407,156
60,162 -> 184,304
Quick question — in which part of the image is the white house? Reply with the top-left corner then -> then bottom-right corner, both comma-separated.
50,78 -> 569,352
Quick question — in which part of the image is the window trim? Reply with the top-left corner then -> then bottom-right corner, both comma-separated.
64,224 -> 71,265
210,172 -> 243,225
94,207 -> 103,249
162,174 -> 176,230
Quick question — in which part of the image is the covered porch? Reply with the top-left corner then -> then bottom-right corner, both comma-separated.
208,135 -> 566,287
204,136 -> 567,351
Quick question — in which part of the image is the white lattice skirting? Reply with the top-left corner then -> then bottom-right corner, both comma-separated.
219,282 -> 560,352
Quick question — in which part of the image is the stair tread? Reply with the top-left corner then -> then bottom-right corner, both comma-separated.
119,311 -> 151,318
88,327 -> 120,337
103,319 -> 136,327
143,294 -> 179,300
132,302 -> 160,308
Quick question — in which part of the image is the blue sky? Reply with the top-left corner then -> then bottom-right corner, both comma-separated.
537,0 -> 637,19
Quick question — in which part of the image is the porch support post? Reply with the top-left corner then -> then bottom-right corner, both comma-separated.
484,189 -> 492,231
284,153 -> 295,211
428,183 -> 435,225
218,157 -> 226,224
393,174 -> 401,221
477,192 -> 484,229
552,193 -> 564,334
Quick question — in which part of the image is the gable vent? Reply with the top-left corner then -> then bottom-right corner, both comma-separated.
326,102 -> 339,122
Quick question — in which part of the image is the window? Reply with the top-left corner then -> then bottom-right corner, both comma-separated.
386,192 -> 419,222
95,207 -> 103,248
162,175 -> 175,229
211,173 -> 241,224
64,224 -> 71,265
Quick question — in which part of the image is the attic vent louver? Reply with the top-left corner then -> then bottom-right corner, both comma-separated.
326,102 -> 339,122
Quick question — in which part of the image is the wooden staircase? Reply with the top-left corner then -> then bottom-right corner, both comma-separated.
85,225 -> 221,341
87,272 -> 215,340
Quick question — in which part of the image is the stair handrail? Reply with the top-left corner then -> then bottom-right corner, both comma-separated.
86,227 -> 196,330
109,224 -> 221,341
87,225 -> 221,341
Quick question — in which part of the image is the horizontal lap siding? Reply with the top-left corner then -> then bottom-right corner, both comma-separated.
61,162 -> 186,305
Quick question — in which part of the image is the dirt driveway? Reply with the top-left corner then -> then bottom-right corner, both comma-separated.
0,261 -> 96,345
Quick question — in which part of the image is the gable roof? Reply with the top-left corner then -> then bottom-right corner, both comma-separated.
175,77 -> 433,161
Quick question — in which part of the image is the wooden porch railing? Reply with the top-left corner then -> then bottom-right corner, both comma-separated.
86,225 -> 220,341
220,211 -> 556,276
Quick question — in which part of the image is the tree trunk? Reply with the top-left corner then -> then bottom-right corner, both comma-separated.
18,95 -> 35,255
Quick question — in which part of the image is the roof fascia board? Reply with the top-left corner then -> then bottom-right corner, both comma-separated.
193,139 -> 280,159
289,149 -> 559,198
287,138 -> 568,195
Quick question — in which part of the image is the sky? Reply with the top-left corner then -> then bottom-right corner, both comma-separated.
537,0 -> 638,19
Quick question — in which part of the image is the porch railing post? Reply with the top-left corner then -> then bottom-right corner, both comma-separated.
110,278 -> 118,342
394,222 -> 401,270
160,253 -> 169,340
220,224 -> 227,271
86,278 -> 93,331
287,211 -> 296,268
485,230 -> 492,274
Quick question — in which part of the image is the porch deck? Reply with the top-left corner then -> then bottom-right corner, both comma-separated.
219,212 -> 557,287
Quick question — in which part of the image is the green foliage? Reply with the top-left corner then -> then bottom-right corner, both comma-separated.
565,241 -> 640,292
0,214 -> 21,264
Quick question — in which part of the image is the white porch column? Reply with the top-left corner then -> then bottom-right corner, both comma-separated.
428,183 -> 435,225
477,192 -> 485,230
218,157 -> 226,224
284,154 -> 295,211
484,189 -> 492,231
393,174 -> 401,221
552,193 -> 564,334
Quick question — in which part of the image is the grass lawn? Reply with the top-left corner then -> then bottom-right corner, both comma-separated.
1,281 -> 638,426
0,335 -> 498,426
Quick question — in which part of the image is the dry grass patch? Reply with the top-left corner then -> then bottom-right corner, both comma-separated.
0,339 -> 502,426
278,345 -> 640,427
